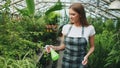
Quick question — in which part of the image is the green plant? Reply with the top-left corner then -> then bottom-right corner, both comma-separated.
46,12 -> 60,25
104,32 -> 120,68
44,0 -> 63,25
0,0 -> 63,67
15,0 -> 35,17
87,17 -> 120,68
0,55 -> 37,68
88,30 -> 115,68
45,0 -> 63,16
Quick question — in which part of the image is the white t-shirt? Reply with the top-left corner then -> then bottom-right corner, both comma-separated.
62,24 -> 96,42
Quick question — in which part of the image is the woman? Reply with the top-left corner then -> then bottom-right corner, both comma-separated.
46,3 -> 95,68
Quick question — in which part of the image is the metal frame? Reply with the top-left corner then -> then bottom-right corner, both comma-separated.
0,0 -> 120,19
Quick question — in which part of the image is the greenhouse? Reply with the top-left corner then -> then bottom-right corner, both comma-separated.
0,0 -> 120,68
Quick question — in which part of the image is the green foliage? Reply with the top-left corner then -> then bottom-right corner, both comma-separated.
46,12 -> 60,24
0,0 -> 60,67
0,0 -> 11,10
15,0 -> 35,17
104,19 -> 114,31
87,17 -> 120,68
0,1 -> 38,67
105,32 -> 120,68
88,30 -> 115,68
14,7 -> 29,16
0,0 -> 11,24
116,19 -> 120,31
44,0 -> 63,25
45,0 -> 63,16
26,0 -> 35,16
0,13 -> 3,23
89,17 -> 116,34
0,56 -> 37,68
0,15 -> 45,66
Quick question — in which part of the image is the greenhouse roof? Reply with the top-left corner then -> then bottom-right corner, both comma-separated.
0,0 -> 120,19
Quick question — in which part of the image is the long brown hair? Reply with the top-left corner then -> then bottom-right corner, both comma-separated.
69,3 -> 89,26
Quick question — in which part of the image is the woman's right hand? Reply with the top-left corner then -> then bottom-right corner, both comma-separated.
45,45 -> 54,53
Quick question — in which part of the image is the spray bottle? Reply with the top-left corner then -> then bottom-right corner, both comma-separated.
50,48 -> 59,61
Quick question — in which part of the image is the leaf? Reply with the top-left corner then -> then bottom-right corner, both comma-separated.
14,7 -> 29,16
45,0 -> 63,15
26,0 -> 35,15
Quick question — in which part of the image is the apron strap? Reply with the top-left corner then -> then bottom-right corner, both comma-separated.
82,26 -> 84,36
66,25 -> 72,36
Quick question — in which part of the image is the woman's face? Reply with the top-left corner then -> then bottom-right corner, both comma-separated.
69,8 -> 80,24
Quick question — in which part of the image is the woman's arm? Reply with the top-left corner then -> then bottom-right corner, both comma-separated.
51,35 -> 65,51
85,35 -> 95,58
45,35 -> 65,53
82,35 -> 95,65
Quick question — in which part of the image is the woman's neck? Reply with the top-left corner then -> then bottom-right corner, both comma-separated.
74,22 -> 81,27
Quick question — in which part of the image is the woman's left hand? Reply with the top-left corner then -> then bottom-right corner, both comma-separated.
82,56 -> 88,65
